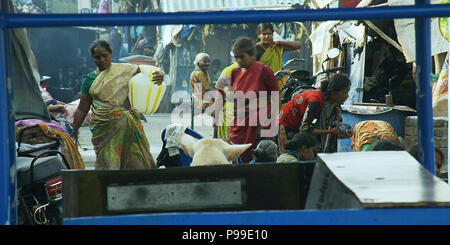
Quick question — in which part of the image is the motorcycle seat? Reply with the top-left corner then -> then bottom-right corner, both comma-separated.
291,70 -> 310,78
16,155 -> 66,188
16,142 -> 60,157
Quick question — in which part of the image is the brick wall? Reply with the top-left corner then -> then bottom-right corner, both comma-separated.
403,116 -> 448,164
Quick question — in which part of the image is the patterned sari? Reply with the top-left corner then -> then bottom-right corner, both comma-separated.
351,120 -> 398,152
89,63 -> 155,169
37,123 -> 85,169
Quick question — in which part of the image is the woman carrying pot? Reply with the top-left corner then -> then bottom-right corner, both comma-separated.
72,40 -> 164,170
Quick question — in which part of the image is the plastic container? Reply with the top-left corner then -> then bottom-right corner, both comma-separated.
129,65 -> 166,114
161,128 -> 203,167
337,104 -> 415,152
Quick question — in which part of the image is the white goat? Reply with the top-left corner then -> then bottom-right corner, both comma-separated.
179,133 -> 251,166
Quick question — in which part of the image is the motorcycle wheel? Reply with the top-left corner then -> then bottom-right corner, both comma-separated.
46,202 -> 64,225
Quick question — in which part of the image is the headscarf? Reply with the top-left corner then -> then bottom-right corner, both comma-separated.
193,53 -> 210,70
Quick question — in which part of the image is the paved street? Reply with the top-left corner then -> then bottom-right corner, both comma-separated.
77,112 -> 215,169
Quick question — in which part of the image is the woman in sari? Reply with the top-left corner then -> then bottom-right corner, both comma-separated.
277,74 -> 352,154
276,132 -> 316,163
71,40 -> 163,169
217,37 -> 279,162
189,53 -> 214,111
215,61 -> 238,142
351,120 -> 399,152
255,23 -> 301,75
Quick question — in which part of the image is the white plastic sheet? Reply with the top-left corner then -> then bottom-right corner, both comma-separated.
345,45 -> 366,105
389,0 -> 449,63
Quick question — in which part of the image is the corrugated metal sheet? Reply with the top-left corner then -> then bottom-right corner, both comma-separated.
161,0 -> 305,13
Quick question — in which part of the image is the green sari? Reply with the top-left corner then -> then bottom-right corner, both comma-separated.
258,46 -> 285,103
259,46 -> 284,74
88,63 -> 155,169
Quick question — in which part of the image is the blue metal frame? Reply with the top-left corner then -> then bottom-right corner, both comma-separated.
415,0 -> 436,175
63,208 -> 450,225
1,3 -> 448,225
3,4 -> 450,27
0,0 -> 17,225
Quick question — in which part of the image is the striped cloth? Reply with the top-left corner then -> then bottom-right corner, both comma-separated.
37,123 -> 85,169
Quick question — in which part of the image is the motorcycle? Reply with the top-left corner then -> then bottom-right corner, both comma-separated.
275,58 -> 313,104
279,48 -> 345,104
16,125 -> 71,225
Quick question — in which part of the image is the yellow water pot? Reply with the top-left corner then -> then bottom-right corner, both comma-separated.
129,65 -> 166,114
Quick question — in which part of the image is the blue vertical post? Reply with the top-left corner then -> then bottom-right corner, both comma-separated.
415,0 -> 435,175
0,1 -> 17,225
